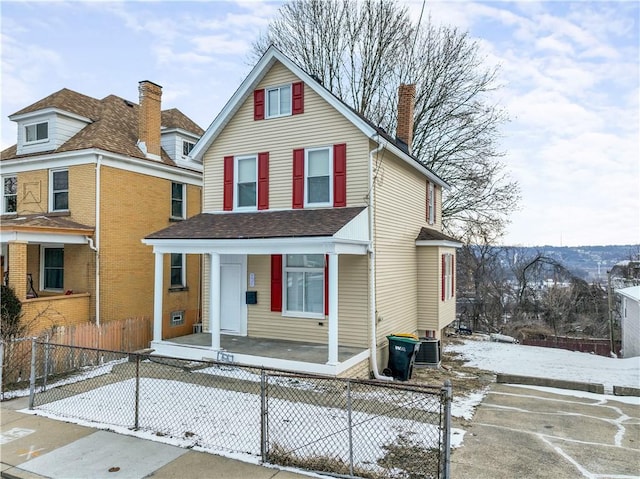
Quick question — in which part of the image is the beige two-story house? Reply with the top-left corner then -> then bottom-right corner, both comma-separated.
143,47 -> 461,377
1,81 -> 203,338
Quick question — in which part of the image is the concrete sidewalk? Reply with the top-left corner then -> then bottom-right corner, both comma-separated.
1,397 -> 310,479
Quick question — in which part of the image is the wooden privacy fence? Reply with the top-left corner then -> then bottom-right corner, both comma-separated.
520,336 -> 622,357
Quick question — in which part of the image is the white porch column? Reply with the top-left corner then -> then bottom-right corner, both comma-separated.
327,253 -> 339,365
153,252 -> 163,342
209,252 -> 221,350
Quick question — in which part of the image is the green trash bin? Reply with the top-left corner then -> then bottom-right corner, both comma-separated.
386,335 -> 420,381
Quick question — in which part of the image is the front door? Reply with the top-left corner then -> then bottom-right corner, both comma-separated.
221,263 -> 243,334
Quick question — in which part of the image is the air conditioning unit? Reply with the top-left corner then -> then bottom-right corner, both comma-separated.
415,338 -> 440,367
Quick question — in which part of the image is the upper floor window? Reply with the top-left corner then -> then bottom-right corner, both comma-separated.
427,181 -> 435,225
235,155 -> 257,209
224,153 -> 269,211
171,182 -> 185,219
266,85 -> 291,118
306,147 -> 332,206
170,253 -> 185,288
25,121 -> 49,143
2,176 -> 17,214
49,169 -> 68,212
42,246 -> 64,291
182,141 -> 195,157
284,254 -> 324,318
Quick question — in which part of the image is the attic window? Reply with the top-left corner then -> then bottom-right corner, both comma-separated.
266,85 -> 291,118
25,121 -> 48,143
182,140 -> 195,156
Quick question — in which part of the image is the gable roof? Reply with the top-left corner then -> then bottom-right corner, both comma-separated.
1,89 -> 204,167
145,207 -> 366,240
189,45 -> 449,189
415,227 -> 461,247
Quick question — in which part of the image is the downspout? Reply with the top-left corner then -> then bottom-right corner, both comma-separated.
92,155 -> 102,328
368,138 -> 392,381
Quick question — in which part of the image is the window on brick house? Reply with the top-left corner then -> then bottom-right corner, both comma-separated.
170,253 -> 185,288
42,246 -> 64,291
171,182 -> 185,219
49,169 -> 68,211
3,176 -> 17,213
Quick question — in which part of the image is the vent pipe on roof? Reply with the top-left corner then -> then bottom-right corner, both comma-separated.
396,83 -> 416,155
138,80 -> 162,160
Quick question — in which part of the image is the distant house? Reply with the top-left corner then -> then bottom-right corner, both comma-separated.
1,81 -> 203,337
616,286 -> 640,358
142,46 -> 461,377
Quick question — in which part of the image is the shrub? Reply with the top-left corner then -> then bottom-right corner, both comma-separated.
1,284 -> 25,340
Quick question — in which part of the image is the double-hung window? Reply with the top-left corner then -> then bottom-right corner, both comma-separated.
170,253 -> 185,288
25,121 -> 48,143
2,176 -> 17,213
305,147 -> 332,206
266,85 -> 291,118
50,169 -> 68,212
427,182 -> 435,225
235,155 -> 257,209
42,246 -> 64,291
442,253 -> 454,301
285,254 -> 324,317
182,141 -> 195,157
171,182 -> 185,219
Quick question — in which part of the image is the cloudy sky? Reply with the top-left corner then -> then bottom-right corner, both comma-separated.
1,1 -> 638,247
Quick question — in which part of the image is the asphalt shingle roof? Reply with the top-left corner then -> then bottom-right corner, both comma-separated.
145,207 -> 367,240
415,227 -> 460,243
1,88 -> 204,167
0,214 -> 94,232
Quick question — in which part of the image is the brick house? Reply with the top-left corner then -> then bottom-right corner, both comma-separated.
143,47 -> 461,377
1,81 -> 203,336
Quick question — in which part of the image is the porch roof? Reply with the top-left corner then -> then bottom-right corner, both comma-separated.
143,206 -> 370,255
415,227 -> 462,248
0,214 -> 94,244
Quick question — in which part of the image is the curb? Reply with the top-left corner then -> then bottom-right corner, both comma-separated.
613,385 -> 640,397
496,373 -> 604,394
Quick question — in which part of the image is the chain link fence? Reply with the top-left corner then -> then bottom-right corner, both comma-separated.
3,339 -> 452,478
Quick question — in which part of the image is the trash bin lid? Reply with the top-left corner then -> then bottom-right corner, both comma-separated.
387,334 -> 419,344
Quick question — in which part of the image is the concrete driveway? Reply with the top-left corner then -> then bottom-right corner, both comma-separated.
451,383 -> 640,478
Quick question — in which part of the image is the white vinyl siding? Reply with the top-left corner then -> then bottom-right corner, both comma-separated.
161,132 -> 200,161
16,113 -> 89,155
202,61 -> 369,212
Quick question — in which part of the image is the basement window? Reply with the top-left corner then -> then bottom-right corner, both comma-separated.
170,311 -> 185,326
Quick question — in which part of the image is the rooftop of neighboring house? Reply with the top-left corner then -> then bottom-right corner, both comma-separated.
0,87 -> 204,167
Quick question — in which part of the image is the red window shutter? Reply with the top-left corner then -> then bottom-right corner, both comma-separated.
324,254 -> 329,316
434,185 -> 437,224
292,149 -> 305,209
258,152 -> 269,210
254,89 -> 265,120
441,254 -> 446,301
271,255 -> 283,312
292,81 -> 304,115
333,143 -> 347,207
223,156 -> 234,211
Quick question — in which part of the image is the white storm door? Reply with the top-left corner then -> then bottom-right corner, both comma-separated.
221,263 -> 243,333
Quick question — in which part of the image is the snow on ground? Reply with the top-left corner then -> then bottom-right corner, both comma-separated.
446,338 -> 640,390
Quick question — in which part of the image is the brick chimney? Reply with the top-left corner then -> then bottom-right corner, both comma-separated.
138,80 -> 162,158
397,83 -> 416,154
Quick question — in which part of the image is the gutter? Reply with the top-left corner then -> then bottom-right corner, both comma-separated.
368,137 -> 392,381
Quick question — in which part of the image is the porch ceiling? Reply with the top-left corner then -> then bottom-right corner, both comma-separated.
0,214 -> 94,244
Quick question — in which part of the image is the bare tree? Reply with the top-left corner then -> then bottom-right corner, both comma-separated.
252,0 -> 520,237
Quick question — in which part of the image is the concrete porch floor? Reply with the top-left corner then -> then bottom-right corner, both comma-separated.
165,333 -> 367,365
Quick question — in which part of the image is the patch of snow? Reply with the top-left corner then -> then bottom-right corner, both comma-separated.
446,339 -> 639,390
451,389 -> 489,421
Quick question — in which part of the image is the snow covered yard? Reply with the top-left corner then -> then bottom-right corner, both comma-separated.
446,337 -> 639,391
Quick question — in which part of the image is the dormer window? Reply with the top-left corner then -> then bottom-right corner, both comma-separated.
266,85 -> 291,118
182,140 -> 195,157
25,121 -> 49,143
